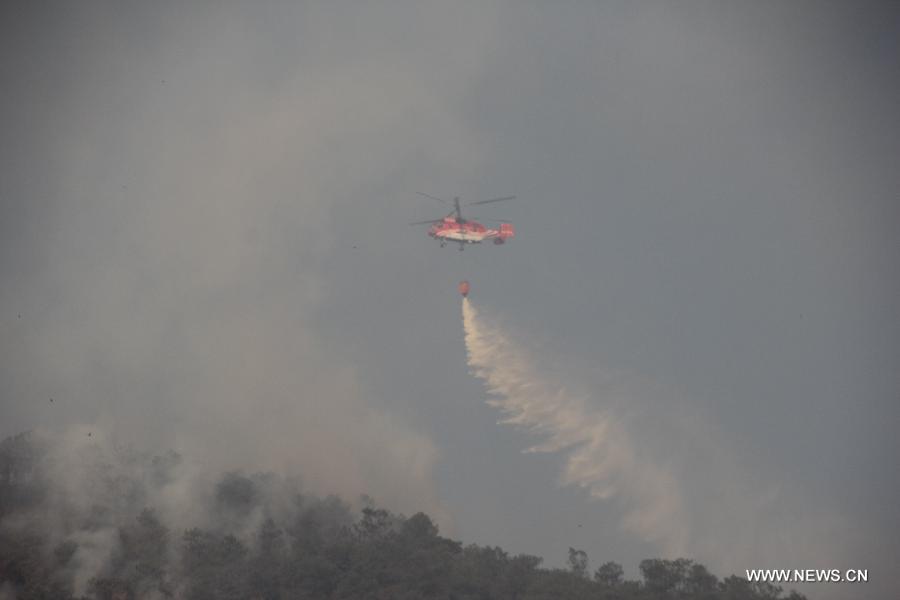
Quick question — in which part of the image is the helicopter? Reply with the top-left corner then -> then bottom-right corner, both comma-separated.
410,192 -> 515,250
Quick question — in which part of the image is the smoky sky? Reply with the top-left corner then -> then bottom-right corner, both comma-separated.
2,2 -> 898,599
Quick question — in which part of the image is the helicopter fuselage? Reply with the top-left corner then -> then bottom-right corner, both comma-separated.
428,218 -> 514,245
412,194 -> 516,249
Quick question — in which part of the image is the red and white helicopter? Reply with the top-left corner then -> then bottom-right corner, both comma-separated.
410,192 -> 515,250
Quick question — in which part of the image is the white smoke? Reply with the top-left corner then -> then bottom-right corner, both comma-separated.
0,426 -> 413,597
2,1 -> 491,534
462,297 -> 863,596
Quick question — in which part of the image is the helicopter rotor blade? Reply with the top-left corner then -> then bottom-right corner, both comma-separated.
466,195 -> 516,206
416,192 -> 449,205
409,219 -> 443,226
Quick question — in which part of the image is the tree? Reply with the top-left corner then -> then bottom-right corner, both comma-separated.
503,554 -> 543,600
117,508 -> 171,597
87,577 -> 132,600
640,558 -> 692,596
400,512 -> 439,546
594,561 -> 624,587
291,495 -> 353,553
567,548 -> 588,578
215,472 -> 258,515
354,506 -> 396,541
248,518 -> 286,599
0,431 -> 818,600
182,529 -> 249,600
684,562 -> 718,599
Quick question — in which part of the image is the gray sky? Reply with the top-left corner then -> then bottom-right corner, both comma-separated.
2,1 -> 898,598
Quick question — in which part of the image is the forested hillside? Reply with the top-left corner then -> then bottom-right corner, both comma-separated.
0,431 -> 806,599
